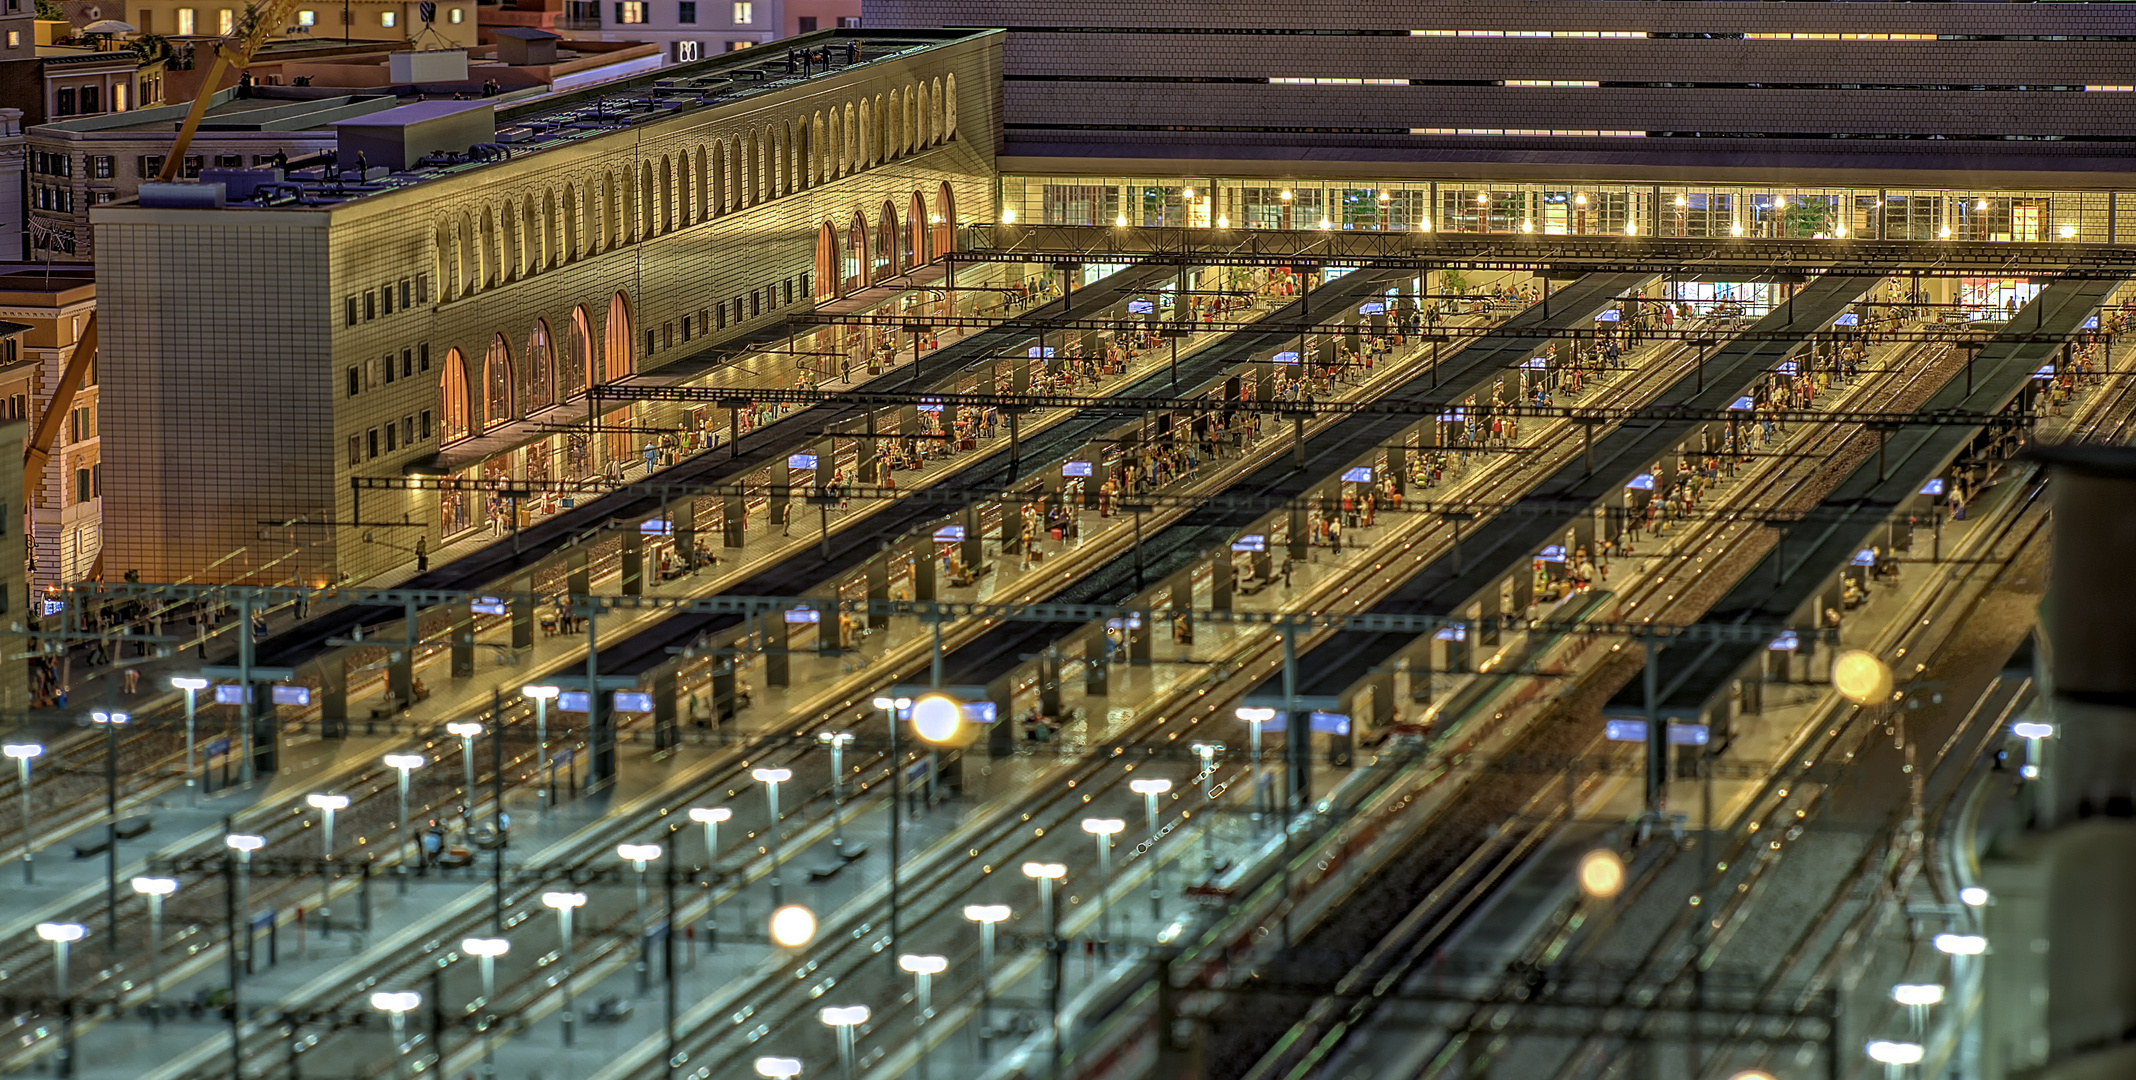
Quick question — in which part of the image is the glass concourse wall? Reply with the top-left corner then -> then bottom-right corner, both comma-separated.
1001,177 -> 2125,243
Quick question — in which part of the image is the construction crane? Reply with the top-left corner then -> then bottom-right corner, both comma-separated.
26,0 -> 306,548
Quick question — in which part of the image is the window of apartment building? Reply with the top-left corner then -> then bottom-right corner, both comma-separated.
176,8 -> 194,34
784,277 -> 794,305
402,415 -> 415,445
183,155 -> 201,177
614,1 -> 645,22
90,191 -> 113,205
68,405 -> 93,443
799,271 -> 809,297
836,15 -> 860,27
674,40 -> 701,60
78,86 -> 99,114
662,322 -> 673,350
347,366 -> 360,397
796,15 -> 814,31
401,347 -> 413,378
681,315 -> 692,342
367,428 -> 379,459
296,8 -> 315,23
731,1 -> 749,22
677,1 -> 694,21
419,343 -> 430,370
348,434 -> 361,465
380,283 -> 392,315
139,154 -> 163,178
715,303 -> 726,329
725,39 -> 751,49
382,352 -> 395,384
218,8 -> 234,33
364,291 -> 376,321
216,154 -> 241,167
751,290 -> 760,318
419,410 -> 431,439
74,467 -> 95,504
384,423 -> 396,451
345,296 -> 358,327
644,328 -> 656,356
6,31 -> 20,48
89,155 -> 111,178
55,88 -> 74,117
448,6 -> 463,22
398,278 -> 411,308
381,10 -> 396,25
732,297 -> 742,323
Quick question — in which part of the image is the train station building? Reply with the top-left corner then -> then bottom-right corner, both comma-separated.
82,3 -> 2136,586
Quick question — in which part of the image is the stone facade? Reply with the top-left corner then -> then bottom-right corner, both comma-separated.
94,30 -> 1002,585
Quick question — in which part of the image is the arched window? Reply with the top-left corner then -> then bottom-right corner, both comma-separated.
844,212 -> 868,292
563,306 -> 594,400
907,191 -> 925,268
694,146 -> 709,220
523,320 -> 556,416
603,292 -> 633,381
944,73 -> 957,138
440,348 -> 471,442
934,181 -> 956,259
501,202 -> 520,282
638,162 -> 654,239
483,333 -> 514,428
482,206 -> 501,286
543,190 -> 561,267
875,200 -> 898,281
659,155 -> 675,232
930,79 -> 944,145
814,222 -> 839,300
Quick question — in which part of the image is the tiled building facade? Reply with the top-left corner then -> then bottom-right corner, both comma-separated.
94,30 -> 1001,585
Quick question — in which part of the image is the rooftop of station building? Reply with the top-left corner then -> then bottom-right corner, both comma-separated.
103,28 -> 989,212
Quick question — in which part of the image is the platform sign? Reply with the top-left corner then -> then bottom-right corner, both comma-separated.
932,526 -> 966,542
1627,474 -> 1655,491
2033,364 -> 2056,379
472,596 -> 507,616
787,453 -> 819,470
271,685 -> 311,706
1834,313 -> 1859,326
639,518 -> 672,535
559,691 -> 592,713
1920,479 -> 1945,496
1028,346 -> 1056,358
1062,462 -> 1093,477
1440,409 -> 1465,422
206,737 -> 231,758
894,700 -> 998,723
1522,356 -> 1547,369
1605,719 -> 1711,745
2084,315 -> 2100,329
1105,614 -> 1144,631
1852,548 -> 1877,566
1128,300 -> 1155,314
1729,395 -> 1756,410
1538,545 -> 1567,563
1594,309 -> 1621,322
612,691 -> 654,713
214,685 -> 251,705
1341,466 -> 1374,483
1255,711 -> 1352,735
784,607 -> 821,624
1434,626 -> 1466,642
1769,631 -> 1800,651
917,399 -> 944,412
1776,360 -> 1797,375
1231,534 -> 1267,552
1273,351 -> 1300,364
1359,301 -> 1386,315
40,599 -> 63,616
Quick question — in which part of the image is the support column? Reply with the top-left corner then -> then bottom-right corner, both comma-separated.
249,679 -> 279,776
450,598 -> 475,679
620,528 -> 645,597
389,600 -> 416,705
723,495 -> 747,548
961,505 -> 984,571
652,670 -> 679,750
1210,558 -> 1234,612
866,555 -> 890,630
912,545 -> 938,602
672,499 -> 698,571
859,411 -> 881,484
568,550 -> 591,597
1288,504 -> 1308,560
510,580 -> 535,651
764,613 -> 790,687
1083,628 -> 1109,695
319,655 -> 348,739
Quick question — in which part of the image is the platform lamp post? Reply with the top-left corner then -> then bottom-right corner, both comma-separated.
542,891 -> 585,1047
382,753 -> 425,884
817,731 -> 853,852
898,954 -> 947,1080
1866,1040 -> 1924,1080
1130,777 -> 1173,921
963,904 -> 1009,1052
1191,742 -> 1223,870
225,833 -> 264,973
171,677 -> 208,796
617,842 -> 661,914
39,920 -> 84,1077
5,742 -> 40,884
463,937 -> 509,1079
1081,818 -> 1123,950
819,1005 -> 868,1080
132,877 -> 177,1022
874,694 -> 912,967
446,722 -> 483,810
688,806 -> 731,947
752,767 -> 792,906
371,991 -> 423,1079
306,793 -> 348,935
756,1058 -> 804,1080
522,685 -> 559,812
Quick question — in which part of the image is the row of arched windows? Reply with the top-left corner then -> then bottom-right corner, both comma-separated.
814,183 -> 959,301
438,292 -> 635,444
437,74 -> 960,302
